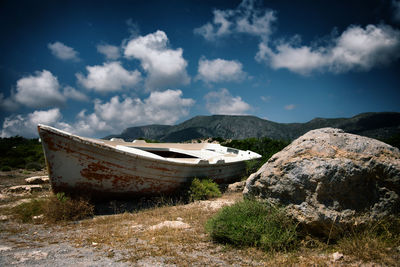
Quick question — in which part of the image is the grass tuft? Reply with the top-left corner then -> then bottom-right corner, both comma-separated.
12,192 -> 93,223
13,198 -> 47,223
43,192 -> 94,223
335,217 -> 400,265
205,198 -> 298,252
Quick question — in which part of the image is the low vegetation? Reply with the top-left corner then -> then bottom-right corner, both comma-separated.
12,198 -> 48,223
206,199 -> 298,252
12,192 -> 93,223
335,217 -> 400,265
3,184 -> 399,265
0,136 -> 45,170
382,132 -> 400,149
188,178 -> 221,201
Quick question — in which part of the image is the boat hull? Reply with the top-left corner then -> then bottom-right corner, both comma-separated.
38,126 -> 246,198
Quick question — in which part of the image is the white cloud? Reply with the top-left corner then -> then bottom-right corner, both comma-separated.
393,0 -> 400,22
284,104 -> 295,110
48,41 -> 80,61
204,88 -> 250,115
196,58 -> 246,83
257,24 -> 400,75
76,61 -> 142,92
124,30 -> 190,91
96,44 -> 120,60
0,93 -> 19,111
91,90 -> 194,130
1,90 -> 195,138
14,70 -> 65,108
194,0 -> 276,41
63,86 -> 88,101
260,96 -> 271,102
61,90 -> 194,137
1,108 -> 61,138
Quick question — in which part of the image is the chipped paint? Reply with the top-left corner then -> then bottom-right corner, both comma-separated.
38,124 -> 260,198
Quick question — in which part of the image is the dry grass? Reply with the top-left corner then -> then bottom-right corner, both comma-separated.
1,178 -> 399,266
8,192 -> 93,223
64,193 -> 366,266
334,218 -> 400,266
70,193 -> 277,265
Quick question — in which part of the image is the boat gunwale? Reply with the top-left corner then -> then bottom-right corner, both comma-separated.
38,124 -> 254,167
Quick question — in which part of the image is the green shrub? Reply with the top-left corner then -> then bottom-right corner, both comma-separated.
188,178 -> 221,201
25,162 -> 43,171
0,136 -> 45,170
206,199 -> 298,252
1,166 -> 12,171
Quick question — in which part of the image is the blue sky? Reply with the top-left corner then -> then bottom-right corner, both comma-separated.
1,0 -> 400,138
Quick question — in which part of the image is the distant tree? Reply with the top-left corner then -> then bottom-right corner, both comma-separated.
0,137 -> 45,170
223,137 -> 289,176
382,133 -> 400,149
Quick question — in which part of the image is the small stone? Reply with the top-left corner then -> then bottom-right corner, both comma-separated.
25,176 -> 49,184
149,220 -> 190,230
0,215 -> 10,221
6,185 -> 43,194
32,214 -> 44,222
92,242 -> 98,246
227,180 -> 246,193
176,217 -> 183,221
0,246 -> 12,252
332,252 -> 344,261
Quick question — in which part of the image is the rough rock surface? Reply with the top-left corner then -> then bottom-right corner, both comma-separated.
244,128 -> 400,237
149,220 -> 190,230
226,181 -> 246,193
4,185 -> 44,194
25,176 -> 49,184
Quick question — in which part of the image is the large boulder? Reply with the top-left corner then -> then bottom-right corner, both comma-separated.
244,128 -> 400,237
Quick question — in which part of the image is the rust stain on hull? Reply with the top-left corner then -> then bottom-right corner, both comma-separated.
38,124 -> 258,198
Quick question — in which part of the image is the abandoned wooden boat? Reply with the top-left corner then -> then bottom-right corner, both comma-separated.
38,124 -> 261,197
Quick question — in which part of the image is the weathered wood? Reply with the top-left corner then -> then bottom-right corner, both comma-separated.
38,124 -> 261,198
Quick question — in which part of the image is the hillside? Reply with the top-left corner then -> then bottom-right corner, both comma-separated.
105,112 -> 400,142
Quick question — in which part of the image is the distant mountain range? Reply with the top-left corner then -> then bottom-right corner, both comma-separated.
105,112 -> 400,142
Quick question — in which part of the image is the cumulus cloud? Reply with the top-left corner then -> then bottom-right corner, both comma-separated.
1,90 -> 195,138
48,41 -> 80,61
1,108 -> 61,138
196,58 -> 246,83
14,70 -> 65,108
124,30 -> 190,91
0,93 -> 19,111
76,61 -> 142,92
63,86 -> 88,101
194,0 -> 276,41
204,88 -> 250,115
96,44 -> 120,60
67,89 -> 194,136
257,24 -> 400,75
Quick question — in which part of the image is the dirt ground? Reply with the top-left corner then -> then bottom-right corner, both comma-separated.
0,170 -> 395,266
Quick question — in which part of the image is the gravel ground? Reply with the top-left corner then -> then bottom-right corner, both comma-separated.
0,170 -> 246,266
1,170 -> 392,266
